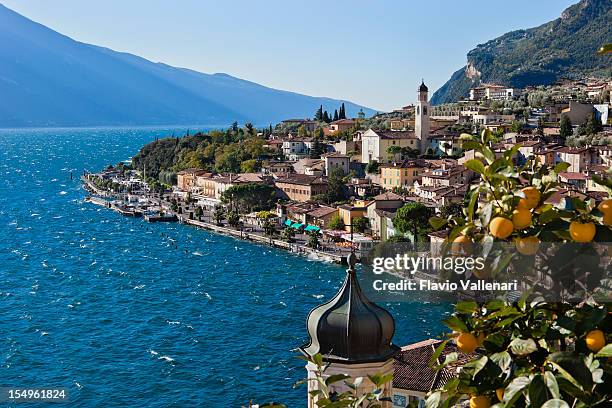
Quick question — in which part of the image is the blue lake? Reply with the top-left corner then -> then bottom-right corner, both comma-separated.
0,127 -> 451,407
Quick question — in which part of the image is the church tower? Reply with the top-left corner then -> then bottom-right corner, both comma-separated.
415,80 -> 430,153
300,254 -> 399,408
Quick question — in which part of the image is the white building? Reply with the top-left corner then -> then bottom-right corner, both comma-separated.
469,84 -> 515,101
323,152 -> 350,176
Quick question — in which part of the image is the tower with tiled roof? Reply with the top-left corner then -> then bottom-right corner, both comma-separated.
415,80 -> 430,153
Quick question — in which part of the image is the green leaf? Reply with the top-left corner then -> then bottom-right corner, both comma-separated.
490,351 -> 512,373
503,376 -> 530,406
442,316 -> 469,333
325,374 -> 351,386
464,356 -> 488,379
553,162 -> 570,173
429,216 -> 448,231
464,159 -> 485,174
543,371 -> 560,399
540,399 -> 569,408
429,339 -> 449,367
481,146 -> 495,164
548,352 -> 592,391
425,391 -> 442,408
455,301 -> 478,314
528,374 -> 548,408
595,344 -> 612,357
510,338 -> 538,356
462,140 -> 482,151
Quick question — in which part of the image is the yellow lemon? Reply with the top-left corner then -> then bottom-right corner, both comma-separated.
586,329 -> 606,352
512,208 -> 532,230
515,236 -> 540,256
496,388 -> 504,402
521,187 -> 541,209
489,217 -> 513,239
470,395 -> 491,408
569,221 -> 596,243
451,235 -> 472,255
457,333 -> 479,354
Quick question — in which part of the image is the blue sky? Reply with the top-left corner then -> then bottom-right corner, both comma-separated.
2,0 -> 577,111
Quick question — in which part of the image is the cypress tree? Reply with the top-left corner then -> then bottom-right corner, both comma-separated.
323,111 -> 330,123
559,115 -> 572,139
333,109 -> 339,121
339,103 -> 346,119
315,105 -> 323,121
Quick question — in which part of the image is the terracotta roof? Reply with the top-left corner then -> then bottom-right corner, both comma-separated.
275,174 -> 327,186
393,339 -> 477,392
559,172 -> 588,180
307,206 -> 337,218
373,191 -> 403,201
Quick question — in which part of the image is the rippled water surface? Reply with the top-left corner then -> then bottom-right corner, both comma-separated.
0,128 -> 450,407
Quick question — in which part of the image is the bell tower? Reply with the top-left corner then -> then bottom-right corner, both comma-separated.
300,254 -> 399,408
415,80 -> 430,153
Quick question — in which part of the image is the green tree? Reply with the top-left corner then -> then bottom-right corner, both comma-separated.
227,210 -> 240,228
315,105 -> 323,121
585,111 -> 603,135
559,115 -> 573,139
357,109 -> 365,120
307,231 -> 320,249
213,206 -> 225,225
240,159 -> 260,173
439,202 -> 463,219
386,145 -> 401,162
352,216 -> 368,233
536,117 -> 545,136
328,214 -> 345,231
325,168 -> 347,204
333,109 -> 339,121
281,227 -> 296,243
323,111 -> 330,123
195,205 -> 203,221
339,103 -> 346,120
365,160 -> 380,175
392,202 -> 432,242
221,183 -> 276,213
309,137 -> 324,159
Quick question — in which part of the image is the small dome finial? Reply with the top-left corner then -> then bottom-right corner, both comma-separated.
347,252 -> 357,271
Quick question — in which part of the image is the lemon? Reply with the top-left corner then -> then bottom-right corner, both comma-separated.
489,217 -> 513,239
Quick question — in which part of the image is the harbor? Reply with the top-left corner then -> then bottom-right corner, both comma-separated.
81,172 -> 348,264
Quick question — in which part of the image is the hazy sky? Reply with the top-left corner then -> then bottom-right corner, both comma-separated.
2,0 -> 576,111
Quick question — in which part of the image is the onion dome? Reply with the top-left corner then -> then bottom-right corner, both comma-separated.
300,253 -> 399,364
419,80 -> 428,92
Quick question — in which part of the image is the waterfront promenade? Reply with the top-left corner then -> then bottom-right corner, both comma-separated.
82,176 -> 350,264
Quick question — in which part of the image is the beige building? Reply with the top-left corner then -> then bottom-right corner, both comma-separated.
380,160 -> 432,191
361,129 -> 418,164
274,175 -> 328,202
323,152 -> 350,176
176,168 -> 208,191
328,119 -> 357,133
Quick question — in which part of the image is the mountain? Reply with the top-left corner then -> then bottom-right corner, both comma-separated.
431,0 -> 612,105
0,4 -> 375,128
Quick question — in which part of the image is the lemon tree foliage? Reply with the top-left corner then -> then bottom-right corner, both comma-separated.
295,354 -> 393,408
426,130 -> 611,408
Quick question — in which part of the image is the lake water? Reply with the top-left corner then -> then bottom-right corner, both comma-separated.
0,127 -> 451,407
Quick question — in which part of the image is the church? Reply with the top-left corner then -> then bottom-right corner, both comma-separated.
299,253 -> 474,408
360,81 -> 432,164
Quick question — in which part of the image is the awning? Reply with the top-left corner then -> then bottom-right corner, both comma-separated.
284,219 -> 293,226
304,225 -> 321,232
291,222 -> 304,229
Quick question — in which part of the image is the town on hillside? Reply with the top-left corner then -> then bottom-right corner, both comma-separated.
82,78 -> 612,263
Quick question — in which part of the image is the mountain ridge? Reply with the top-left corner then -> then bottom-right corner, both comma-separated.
0,3 -> 375,127
431,0 -> 612,105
